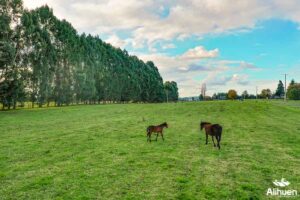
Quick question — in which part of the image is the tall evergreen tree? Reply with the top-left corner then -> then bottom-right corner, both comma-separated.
0,0 -> 25,109
275,80 -> 284,97
164,81 -> 179,102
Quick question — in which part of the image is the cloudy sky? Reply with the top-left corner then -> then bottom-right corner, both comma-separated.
23,0 -> 300,97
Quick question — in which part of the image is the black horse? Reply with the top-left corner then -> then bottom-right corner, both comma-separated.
200,121 -> 223,149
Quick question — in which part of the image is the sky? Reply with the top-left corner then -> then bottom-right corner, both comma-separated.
23,0 -> 300,97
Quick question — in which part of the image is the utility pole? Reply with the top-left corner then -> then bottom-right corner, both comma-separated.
284,74 -> 287,101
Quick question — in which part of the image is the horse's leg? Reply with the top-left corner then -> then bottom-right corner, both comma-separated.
217,135 -> 221,149
155,133 -> 158,141
205,134 -> 208,145
149,133 -> 152,142
211,136 -> 216,147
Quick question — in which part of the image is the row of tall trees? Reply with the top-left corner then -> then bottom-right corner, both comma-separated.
0,1 -> 177,110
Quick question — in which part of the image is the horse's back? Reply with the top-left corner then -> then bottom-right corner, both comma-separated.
147,125 -> 161,133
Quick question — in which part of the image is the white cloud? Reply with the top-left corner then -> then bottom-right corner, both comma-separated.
177,34 -> 189,41
23,0 -> 49,9
162,43 -> 176,50
139,48 -> 263,96
23,0 -> 300,46
105,35 -> 127,49
181,46 -> 219,60
138,46 -> 219,74
239,61 -> 259,70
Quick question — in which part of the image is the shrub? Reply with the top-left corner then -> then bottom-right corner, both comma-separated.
287,83 -> 300,100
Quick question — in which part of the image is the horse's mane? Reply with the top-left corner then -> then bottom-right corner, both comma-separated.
201,122 -> 211,126
159,122 -> 167,126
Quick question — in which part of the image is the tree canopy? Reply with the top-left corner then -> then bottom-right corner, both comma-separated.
275,80 -> 284,97
0,2 -> 178,109
287,80 -> 300,100
227,89 -> 237,100
164,81 -> 179,102
260,89 -> 272,99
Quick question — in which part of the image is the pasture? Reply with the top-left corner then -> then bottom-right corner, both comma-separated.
0,101 -> 299,199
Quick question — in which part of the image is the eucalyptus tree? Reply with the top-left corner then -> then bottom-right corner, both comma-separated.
164,81 -> 179,102
0,0 -> 25,109
21,6 -> 58,107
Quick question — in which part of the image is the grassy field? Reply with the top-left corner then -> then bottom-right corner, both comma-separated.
0,100 -> 299,199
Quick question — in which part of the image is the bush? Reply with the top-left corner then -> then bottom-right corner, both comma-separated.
287,83 -> 300,100
227,89 -> 237,100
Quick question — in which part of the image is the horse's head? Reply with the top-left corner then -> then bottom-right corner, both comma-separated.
163,122 -> 168,128
200,121 -> 210,130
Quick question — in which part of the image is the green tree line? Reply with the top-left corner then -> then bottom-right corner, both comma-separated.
0,1 -> 178,110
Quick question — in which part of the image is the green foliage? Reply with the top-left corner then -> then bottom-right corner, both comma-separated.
0,101 -> 299,199
0,0 -> 25,109
212,92 -> 227,100
227,89 -> 237,100
290,79 -> 295,86
199,94 -> 204,100
275,80 -> 284,97
242,90 -> 249,99
164,81 -> 179,102
260,89 -> 272,99
287,81 -> 300,100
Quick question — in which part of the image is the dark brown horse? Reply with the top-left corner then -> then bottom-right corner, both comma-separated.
146,122 -> 168,142
200,121 -> 222,149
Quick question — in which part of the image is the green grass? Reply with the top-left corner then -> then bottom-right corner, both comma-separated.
0,100 -> 299,199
